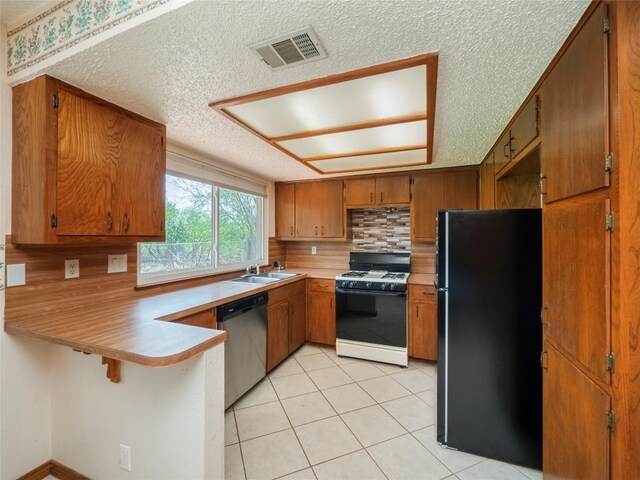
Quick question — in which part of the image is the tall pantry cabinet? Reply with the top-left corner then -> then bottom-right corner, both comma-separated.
538,2 -> 640,479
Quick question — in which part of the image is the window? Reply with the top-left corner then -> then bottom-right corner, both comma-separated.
138,159 -> 266,285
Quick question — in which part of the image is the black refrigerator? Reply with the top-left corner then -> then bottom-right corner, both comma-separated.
435,209 -> 542,469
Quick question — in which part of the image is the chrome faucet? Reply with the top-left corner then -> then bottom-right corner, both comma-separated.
246,263 -> 260,275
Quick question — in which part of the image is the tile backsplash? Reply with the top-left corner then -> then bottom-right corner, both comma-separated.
351,208 -> 411,252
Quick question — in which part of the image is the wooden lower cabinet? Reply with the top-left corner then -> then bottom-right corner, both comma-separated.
543,342 -> 610,479
266,280 -> 307,371
306,279 -> 336,345
174,309 -> 217,328
267,301 -> 289,371
288,293 -> 306,354
408,285 -> 437,361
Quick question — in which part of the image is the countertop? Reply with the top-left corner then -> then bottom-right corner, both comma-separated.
408,273 -> 436,286
5,268 -> 341,367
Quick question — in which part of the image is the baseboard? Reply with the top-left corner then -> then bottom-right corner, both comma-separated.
17,460 -> 90,480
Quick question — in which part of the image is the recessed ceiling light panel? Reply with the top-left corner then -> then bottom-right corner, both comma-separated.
250,26 -> 327,70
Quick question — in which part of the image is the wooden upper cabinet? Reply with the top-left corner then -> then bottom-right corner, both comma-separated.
543,195 -> 611,383
411,170 -> 477,242
479,153 -> 496,210
442,170 -> 478,210
540,2 -> 609,203
377,175 -> 410,205
319,180 -> 345,238
294,181 -> 344,239
275,183 -> 296,238
493,130 -> 512,174
344,175 -> 410,208
345,178 -> 376,207
12,75 -> 166,244
411,173 -> 443,242
510,96 -> 539,159
543,343 -> 610,480
56,90 -> 118,236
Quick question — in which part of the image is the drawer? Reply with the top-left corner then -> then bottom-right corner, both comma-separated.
175,309 -> 217,329
410,285 -> 436,301
269,285 -> 289,305
307,278 -> 335,293
289,279 -> 306,296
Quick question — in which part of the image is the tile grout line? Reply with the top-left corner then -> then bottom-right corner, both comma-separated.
231,408 -> 248,480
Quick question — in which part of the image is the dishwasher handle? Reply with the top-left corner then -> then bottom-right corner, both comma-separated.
217,292 -> 268,322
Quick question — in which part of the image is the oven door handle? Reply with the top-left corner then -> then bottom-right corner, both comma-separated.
335,287 -> 407,298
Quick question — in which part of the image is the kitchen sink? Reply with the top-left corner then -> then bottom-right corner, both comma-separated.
232,275 -> 279,284
231,272 -> 299,284
259,272 -> 299,279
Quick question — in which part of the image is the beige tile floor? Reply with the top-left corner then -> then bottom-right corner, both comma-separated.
225,343 -> 543,480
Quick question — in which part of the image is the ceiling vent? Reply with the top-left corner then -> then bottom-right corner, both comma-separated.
250,27 -> 327,70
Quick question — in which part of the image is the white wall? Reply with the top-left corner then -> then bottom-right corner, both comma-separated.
51,344 -> 224,480
0,20 -> 54,479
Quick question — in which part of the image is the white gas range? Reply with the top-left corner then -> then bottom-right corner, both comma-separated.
335,252 -> 410,366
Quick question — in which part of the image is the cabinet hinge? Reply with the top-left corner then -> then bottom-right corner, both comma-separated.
161,136 -> 164,146
604,16 -> 611,34
50,213 -> 57,228
52,94 -> 59,109
410,192 -> 413,201
606,213 -> 615,232
605,153 -> 613,172
607,410 -> 616,431
606,352 -> 615,373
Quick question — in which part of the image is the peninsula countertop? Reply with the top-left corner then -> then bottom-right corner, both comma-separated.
4,269 -> 342,367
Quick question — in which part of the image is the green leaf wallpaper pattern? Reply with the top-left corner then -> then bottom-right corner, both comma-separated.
6,0 -> 167,75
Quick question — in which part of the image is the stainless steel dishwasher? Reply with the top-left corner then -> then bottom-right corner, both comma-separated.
217,292 -> 268,409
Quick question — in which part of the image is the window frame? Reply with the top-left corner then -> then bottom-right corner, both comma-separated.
137,166 -> 268,287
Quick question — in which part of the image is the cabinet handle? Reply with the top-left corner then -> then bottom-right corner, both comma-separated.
330,298 -> 333,309
540,304 -> 550,329
370,192 -> 373,203
123,213 -> 130,233
321,226 -> 325,236
380,192 -> 384,203
503,143 -> 510,159
540,173 -> 548,199
540,349 -> 549,372
290,226 -> 294,236
106,211 -> 113,232
315,226 -> 318,236
416,306 -> 419,317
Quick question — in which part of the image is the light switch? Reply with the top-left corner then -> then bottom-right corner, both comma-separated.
7,264 -> 26,287
108,254 -> 128,273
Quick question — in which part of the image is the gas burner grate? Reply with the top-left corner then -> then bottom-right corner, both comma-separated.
341,271 -> 368,278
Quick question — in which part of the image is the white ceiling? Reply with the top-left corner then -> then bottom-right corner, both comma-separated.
4,0 -> 589,181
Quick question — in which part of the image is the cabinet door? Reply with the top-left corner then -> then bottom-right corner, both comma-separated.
411,173 -> 443,242
345,178 -> 375,207
267,301 -> 289,371
493,130 -> 512,174
295,182 -> 320,237
56,90 -> 119,235
408,288 -> 437,361
116,115 -> 165,236
540,3 -> 608,203
442,170 -> 477,210
319,180 -> 344,238
510,96 -> 539,158
307,292 -> 336,345
276,183 -> 296,238
543,196 -> 611,383
377,175 -> 410,205
543,343 -> 610,479
288,293 -> 306,354
479,154 -> 496,210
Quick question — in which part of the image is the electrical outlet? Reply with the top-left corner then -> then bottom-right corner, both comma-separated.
119,444 -> 131,471
6,264 -> 26,287
108,254 -> 128,273
311,245 -> 317,255
65,259 -> 79,279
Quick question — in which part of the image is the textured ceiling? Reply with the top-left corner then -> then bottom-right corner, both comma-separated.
0,0 -> 55,28
17,0 -> 589,181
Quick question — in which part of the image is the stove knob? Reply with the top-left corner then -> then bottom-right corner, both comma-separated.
390,283 -> 396,291
366,282 -> 372,289
380,283 -> 387,290
349,281 -> 357,288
